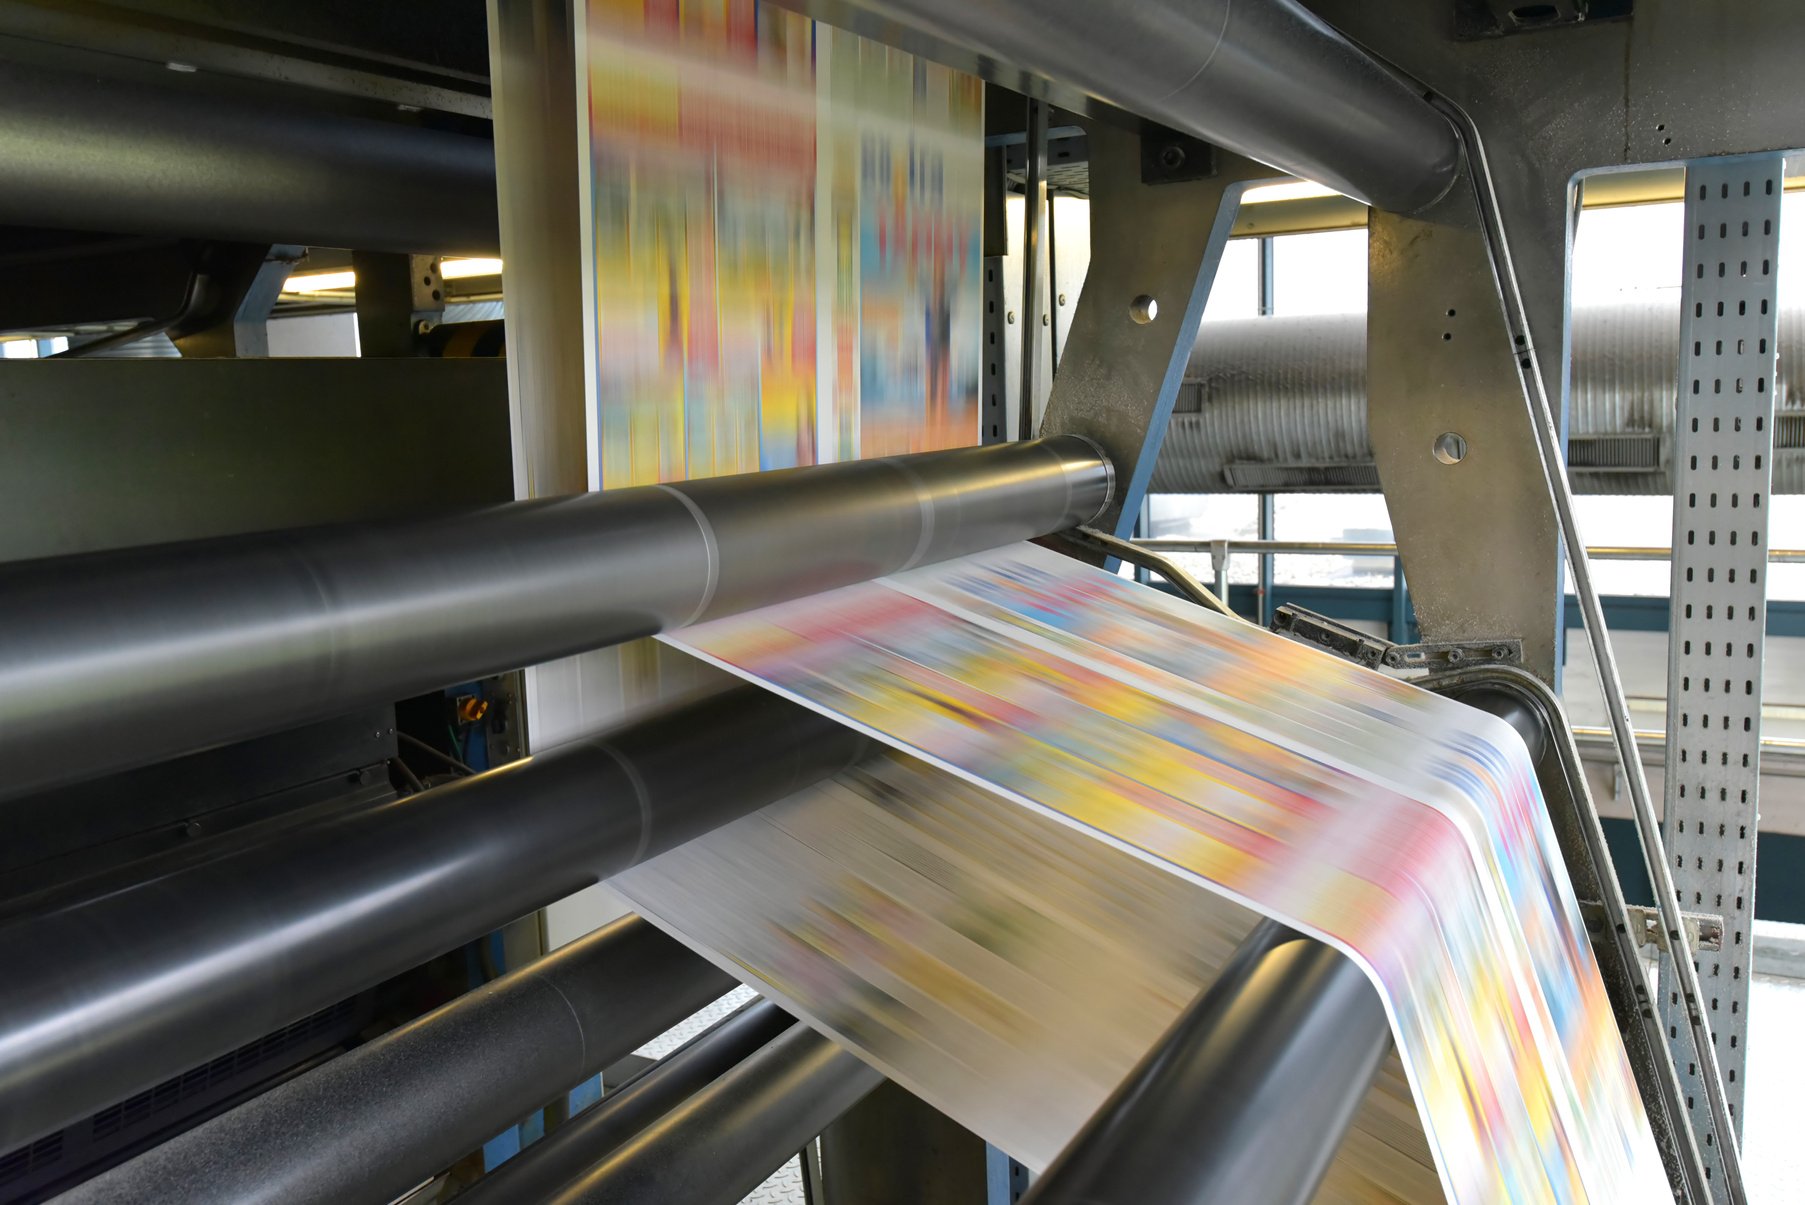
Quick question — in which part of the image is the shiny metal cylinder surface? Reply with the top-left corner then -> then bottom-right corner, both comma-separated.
1022,920 -> 1389,1205
782,0 -> 1457,212
546,1023 -> 884,1205
51,915 -> 732,1205
0,689 -> 864,1151
459,1000 -> 794,1204
0,435 -> 1107,802
0,60 -> 498,253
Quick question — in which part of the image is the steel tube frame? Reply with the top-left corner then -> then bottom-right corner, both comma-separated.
0,436 -> 1108,802
459,1000 -> 794,1203
777,0 -> 1457,213
1021,920 -> 1389,1205
0,60 -> 498,253
545,1022 -> 884,1205
0,689 -> 865,1151
53,916 -> 732,1205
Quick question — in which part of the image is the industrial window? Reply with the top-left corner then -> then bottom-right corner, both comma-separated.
1271,493 -> 1396,587
1201,237 -> 1262,321
1144,494 -> 1260,585
1268,228 -> 1367,316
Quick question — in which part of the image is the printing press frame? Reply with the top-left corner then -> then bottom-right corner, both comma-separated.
3,0 -> 1799,1201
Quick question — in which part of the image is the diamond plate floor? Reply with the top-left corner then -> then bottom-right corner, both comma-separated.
632,985 -> 759,1059
739,1157 -> 805,1205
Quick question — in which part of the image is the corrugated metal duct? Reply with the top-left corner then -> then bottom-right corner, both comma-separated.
1155,296 -> 1805,493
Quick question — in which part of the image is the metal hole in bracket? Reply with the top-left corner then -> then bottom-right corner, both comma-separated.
1129,295 -> 1158,325
1432,432 -> 1468,465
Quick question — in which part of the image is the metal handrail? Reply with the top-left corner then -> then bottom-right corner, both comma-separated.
1569,725 -> 1805,757
1136,538 -> 1805,563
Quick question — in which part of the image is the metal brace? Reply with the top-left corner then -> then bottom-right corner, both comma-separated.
1579,900 -> 1725,956
1383,637 -> 1523,671
1270,605 -> 1521,672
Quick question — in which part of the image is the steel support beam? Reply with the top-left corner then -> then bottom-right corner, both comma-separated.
0,689 -> 864,1151
351,251 -> 443,356
773,0 -> 1457,213
1367,193 -> 1566,681
1038,124 -> 1269,538
544,1023 -> 884,1205
53,916 -> 732,1205
170,246 -> 303,359
0,436 -> 1108,801
0,60 -> 497,253
1020,921 -> 1388,1205
458,1000 -> 795,1203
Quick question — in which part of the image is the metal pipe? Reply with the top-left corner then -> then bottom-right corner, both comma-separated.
1059,527 -> 1235,618
1136,537 -> 1805,562
51,915 -> 732,1205
544,1023 -> 884,1205
1022,920 -> 1389,1205
0,435 -> 1109,802
459,1000 -> 794,1204
0,688 -> 865,1151
0,60 -> 498,253
779,0 -> 1457,213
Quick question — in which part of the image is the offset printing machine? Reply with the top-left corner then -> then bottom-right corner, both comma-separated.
0,1 -> 1798,1202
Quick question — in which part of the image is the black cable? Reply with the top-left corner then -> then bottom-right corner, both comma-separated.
390,757 -> 427,795
397,730 -> 475,777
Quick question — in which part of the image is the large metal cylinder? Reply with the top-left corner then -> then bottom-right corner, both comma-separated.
545,1023 -> 884,1205
1157,299 -> 1805,494
1022,920 -> 1390,1205
0,60 -> 498,253
779,0 -> 1458,213
51,916 -> 734,1205
0,436 -> 1109,802
459,1000 -> 795,1203
0,689 -> 863,1152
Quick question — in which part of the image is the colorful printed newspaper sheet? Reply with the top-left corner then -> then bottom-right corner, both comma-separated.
627,543 -> 1667,1205
581,0 -> 983,488
613,745 -> 1443,1202
574,0 -> 985,714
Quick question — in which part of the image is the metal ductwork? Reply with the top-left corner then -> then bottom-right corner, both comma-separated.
0,60 -> 498,254
1155,298 -> 1805,494
0,688 -> 863,1152
777,0 -> 1459,213
0,436 -> 1109,803
51,916 -> 736,1205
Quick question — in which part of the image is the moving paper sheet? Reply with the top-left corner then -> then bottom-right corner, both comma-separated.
628,543 -> 1668,1204
580,0 -> 983,488
572,0 -> 984,718
614,744 -> 1443,1202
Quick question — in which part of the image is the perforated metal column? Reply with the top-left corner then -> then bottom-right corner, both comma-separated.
1660,155 -> 1783,1185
